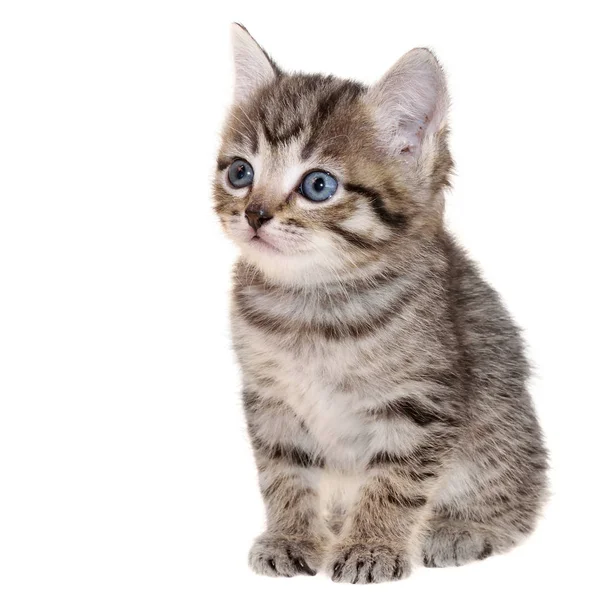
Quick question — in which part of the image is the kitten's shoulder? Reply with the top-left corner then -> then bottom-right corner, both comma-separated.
440,230 -> 528,372
441,231 -> 505,312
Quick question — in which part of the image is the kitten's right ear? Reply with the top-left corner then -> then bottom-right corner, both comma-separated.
230,23 -> 278,104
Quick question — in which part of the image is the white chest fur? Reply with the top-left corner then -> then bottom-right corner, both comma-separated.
232,274 -> 428,469
237,320 -> 417,469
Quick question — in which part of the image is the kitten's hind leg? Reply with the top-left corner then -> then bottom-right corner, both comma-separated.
423,453 -> 547,567
421,517 -> 500,568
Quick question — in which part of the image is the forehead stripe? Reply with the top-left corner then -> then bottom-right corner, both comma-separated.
261,119 -> 304,147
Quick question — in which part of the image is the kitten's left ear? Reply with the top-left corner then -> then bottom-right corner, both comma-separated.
230,23 -> 279,104
366,48 -> 449,158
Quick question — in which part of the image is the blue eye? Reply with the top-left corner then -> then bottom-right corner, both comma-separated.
299,171 -> 338,202
228,159 -> 254,188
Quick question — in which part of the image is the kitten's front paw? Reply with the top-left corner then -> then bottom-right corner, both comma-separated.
248,534 -> 321,578
328,543 -> 411,584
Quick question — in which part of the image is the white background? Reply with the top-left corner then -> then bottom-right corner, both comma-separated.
1,1 -> 599,598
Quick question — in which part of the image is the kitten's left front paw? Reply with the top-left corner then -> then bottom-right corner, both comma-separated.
249,534 -> 321,578
328,543 -> 411,584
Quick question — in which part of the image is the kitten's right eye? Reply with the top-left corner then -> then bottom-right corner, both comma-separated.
228,159 -> 254,188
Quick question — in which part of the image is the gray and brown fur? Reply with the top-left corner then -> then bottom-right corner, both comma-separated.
214,24 -> 548,583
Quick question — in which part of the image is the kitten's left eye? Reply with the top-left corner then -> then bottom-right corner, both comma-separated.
228,159 -> 254,188
299,171 -> 338,202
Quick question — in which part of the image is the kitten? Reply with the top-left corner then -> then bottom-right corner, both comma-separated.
213,23 -> 548,583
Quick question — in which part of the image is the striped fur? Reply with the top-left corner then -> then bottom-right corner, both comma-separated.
215,25 -> 548,583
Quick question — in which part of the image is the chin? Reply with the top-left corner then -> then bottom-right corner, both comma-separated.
239,242 -> 344,286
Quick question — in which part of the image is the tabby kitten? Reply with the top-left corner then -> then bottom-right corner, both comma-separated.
213,24 -> 548,583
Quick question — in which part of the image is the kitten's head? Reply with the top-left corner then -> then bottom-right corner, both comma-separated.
214,24 -> 452,286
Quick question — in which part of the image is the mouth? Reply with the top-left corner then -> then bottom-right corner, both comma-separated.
249,235 -> 281,254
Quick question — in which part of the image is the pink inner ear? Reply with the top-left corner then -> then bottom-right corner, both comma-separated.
231,24 -> 277,104
399,114 -> 430,154
366,48 -> 448,158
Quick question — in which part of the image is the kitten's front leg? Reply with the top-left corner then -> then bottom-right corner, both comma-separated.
328,446 -> 444,584
244,391 -> 328,577
249,464 -> 326,577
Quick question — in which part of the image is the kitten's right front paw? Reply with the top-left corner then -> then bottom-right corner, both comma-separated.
248,534 -> 321,578
328,542 -> 411,584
